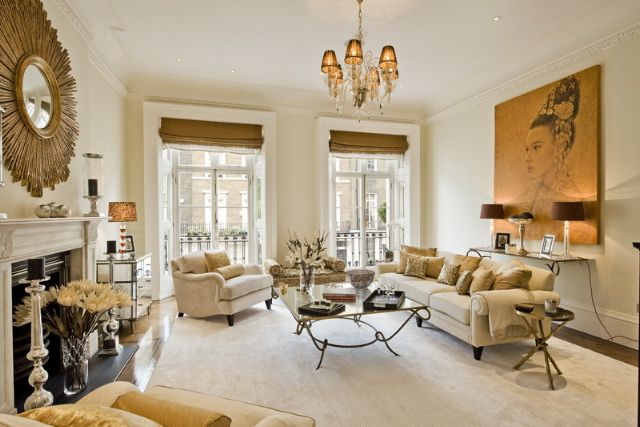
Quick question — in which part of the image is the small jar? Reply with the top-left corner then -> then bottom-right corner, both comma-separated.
545,299 -> 558,314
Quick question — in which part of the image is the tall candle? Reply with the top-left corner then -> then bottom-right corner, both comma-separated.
88,179 -> 98,197
27,258 -> 45,281
106,240 -> 117,254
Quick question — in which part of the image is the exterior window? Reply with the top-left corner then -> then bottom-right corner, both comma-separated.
365,193 -> 377,229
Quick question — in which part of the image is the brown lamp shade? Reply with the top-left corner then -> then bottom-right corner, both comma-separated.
379,45 -> 397,69
550,202 -> 585,221
109,202 -> 138,222
321,50 -> 339,73
480,204 -> 504,219
345,39 -> 363,65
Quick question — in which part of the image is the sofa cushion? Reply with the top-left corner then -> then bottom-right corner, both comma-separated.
436,263 -> 460,286
430,293 -> 471,325
404,255 -> 428,279
451,254 -> 482,273
455,270 -> 473,295
19,404 -> 160,427
0,414 -> 50,427
113,391 -> 231,427
395,245 -> 437,273
424,256 -> 445,279
469,268 -> 494,295
219,274 -> 272,300
215,264 -> 244,280
493,260 -> 532,290
204,250 -> 231,272
381,273 -> 455,305
177,252 -> 208,274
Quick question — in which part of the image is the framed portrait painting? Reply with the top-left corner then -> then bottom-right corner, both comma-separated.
494,65 -> 600,244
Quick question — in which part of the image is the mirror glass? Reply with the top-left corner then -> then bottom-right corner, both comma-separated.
22,64 -> 53,129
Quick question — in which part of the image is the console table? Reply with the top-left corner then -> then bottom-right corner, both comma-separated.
467,246 -> 591,276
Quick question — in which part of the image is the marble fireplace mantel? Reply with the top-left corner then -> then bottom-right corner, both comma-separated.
0,217 -> 105,413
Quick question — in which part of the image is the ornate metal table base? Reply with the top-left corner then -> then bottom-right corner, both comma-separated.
295,308 -> 426,370
513,317 -> 570,390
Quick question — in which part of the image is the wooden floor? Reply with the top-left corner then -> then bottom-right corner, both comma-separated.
117,297 -> 638,389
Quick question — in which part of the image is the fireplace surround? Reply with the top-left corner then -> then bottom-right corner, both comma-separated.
0,217 -> 103,413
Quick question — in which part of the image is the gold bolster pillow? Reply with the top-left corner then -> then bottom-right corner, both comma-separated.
264,259 -> 282,276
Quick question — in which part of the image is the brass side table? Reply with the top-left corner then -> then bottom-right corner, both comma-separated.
513,304 -> 575,390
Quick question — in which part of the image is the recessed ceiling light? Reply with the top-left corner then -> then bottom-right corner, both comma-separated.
492,16 -> 501,22
230,69 -> 236,73
176,57 -> 183,62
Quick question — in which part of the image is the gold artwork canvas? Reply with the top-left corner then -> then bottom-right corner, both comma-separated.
494,65 -> 600,244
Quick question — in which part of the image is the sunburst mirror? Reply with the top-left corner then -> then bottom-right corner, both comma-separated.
0,0 -> 79,197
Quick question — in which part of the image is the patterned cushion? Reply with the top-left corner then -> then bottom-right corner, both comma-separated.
395,245 -> 437,273
19,404 -> 160,427
215,264 -> 244,280
493,260 -> 532,290
469,268 -> 494,295
404,255 -> 428,279
455,270 -> 473,295
204,250 -> 231,272
451,254 -> 482,273
436,263 -> 460,286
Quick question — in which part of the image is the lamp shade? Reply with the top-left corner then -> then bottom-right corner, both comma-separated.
344,39 -> 363,65
108,202 -> 137,222
550,202 -> 585,221
379,45 -> 397,69
480,204 -> 504,219
320,50 -> 339,73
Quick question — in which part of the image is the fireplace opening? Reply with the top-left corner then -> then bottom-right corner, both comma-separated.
12,251 -> 70,408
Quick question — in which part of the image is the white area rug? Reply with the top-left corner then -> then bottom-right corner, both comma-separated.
148,302 -> 637,426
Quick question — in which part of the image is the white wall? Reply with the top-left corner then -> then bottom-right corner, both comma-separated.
423,34 -> 640,348
0,0 -> 127,246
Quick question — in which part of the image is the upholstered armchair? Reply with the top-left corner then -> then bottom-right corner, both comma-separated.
171,251 -> 273,326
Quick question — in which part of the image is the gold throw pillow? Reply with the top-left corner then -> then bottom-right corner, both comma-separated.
404,255 -> 428,279
423,256 -> 445,279
469,268 -> 494,295
436,263 -> 460,286
493,260 -> 532,290
112,391 -> 231,427
215,264 -> 244,280
455,270 -> 473,295
395,245 -> 437,273
204,250 -> 230,272
19,404 -> 160,427
451,254 -> 482,273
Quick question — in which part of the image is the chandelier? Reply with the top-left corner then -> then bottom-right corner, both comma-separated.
320,0 -> 399,119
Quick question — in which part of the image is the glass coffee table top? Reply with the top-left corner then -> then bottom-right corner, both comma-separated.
274,283 -> 427,320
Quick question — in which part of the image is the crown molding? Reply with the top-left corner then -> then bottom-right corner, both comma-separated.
425,21 -> 640,124
53,0 -> 128,97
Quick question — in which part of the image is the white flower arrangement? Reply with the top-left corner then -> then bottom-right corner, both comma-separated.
285,231 -> 328,270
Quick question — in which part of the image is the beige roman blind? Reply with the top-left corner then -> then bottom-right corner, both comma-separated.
329,130 -> 408,154
159,118 -> 263,148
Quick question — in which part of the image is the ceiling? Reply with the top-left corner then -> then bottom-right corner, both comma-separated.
69,0 -> 640,115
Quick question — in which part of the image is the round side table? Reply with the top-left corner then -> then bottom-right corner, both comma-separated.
513,304 -> 575,390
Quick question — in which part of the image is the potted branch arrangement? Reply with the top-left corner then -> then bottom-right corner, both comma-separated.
286,232 -> 327,294
14,280 -> 131,395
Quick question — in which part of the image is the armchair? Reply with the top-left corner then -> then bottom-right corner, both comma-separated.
171,252 -> 273,326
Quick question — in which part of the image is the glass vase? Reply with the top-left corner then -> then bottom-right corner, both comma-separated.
62,336 -> 89,395
299,265 -> 315,294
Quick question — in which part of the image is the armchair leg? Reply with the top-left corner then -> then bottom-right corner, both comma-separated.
473,346 -> 484,361
265,299 -> 272,310
177,312 -> 184,318
227,315 -> 235,327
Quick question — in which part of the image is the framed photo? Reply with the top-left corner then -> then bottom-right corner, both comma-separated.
540,234 -> 555,256
124,235 -> 135,253
495,233 -> 511,250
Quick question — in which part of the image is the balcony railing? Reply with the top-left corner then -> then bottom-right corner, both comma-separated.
336,230 -> 388,267
179,222 -> 248,263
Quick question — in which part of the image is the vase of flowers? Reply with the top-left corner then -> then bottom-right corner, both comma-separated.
286,232 -> 327,294
14,280 -> 131,395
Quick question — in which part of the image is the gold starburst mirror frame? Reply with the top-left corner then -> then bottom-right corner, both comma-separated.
0,0 -> 79,197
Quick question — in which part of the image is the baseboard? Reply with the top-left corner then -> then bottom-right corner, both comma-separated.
157,288 -> 175,301
561,301 -> 639,350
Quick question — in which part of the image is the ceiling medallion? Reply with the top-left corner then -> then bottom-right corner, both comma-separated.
320,0 -> 399,120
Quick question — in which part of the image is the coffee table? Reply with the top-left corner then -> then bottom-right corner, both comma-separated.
274,284 -> 429,369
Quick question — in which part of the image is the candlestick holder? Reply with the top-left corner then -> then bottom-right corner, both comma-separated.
19,276 -> 54,411
83,195 -> 103,217
99,255 -> 122,355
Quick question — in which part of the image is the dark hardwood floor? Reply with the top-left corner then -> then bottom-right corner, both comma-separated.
116,297 -> 638,389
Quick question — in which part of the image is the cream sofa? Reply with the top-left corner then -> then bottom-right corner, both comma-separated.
375,250 -> 560,360
0,381 -> 315,426
171,251 -> 273,326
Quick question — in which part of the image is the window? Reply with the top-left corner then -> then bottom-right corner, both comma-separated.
365,193 -> 377,229
217,192 -> 227,229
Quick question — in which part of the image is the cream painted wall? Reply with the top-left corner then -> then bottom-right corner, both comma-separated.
0,0 -> 127,246
423,36 -> 640,348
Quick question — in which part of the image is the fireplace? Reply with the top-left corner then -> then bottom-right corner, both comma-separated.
11,251 -> 71,410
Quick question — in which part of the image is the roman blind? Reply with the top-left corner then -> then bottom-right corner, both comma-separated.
159,118 -> 263,149
329,130 -> 408,154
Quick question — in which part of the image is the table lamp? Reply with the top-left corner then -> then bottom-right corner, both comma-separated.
550,201 -> 585,258
480,204 -> 504,248
108,202 -> 137,259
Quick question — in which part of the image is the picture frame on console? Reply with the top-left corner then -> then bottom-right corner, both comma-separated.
124,235 -> 135,253
540,234 -> 555,256
495,233 -> 511,250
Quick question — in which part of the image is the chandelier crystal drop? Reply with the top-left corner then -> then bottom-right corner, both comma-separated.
320,0 -> 399,120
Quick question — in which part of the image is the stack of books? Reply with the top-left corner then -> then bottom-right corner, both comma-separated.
322,287 -> 357,302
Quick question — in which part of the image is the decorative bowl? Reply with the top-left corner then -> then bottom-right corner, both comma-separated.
346,269 -> 374,289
